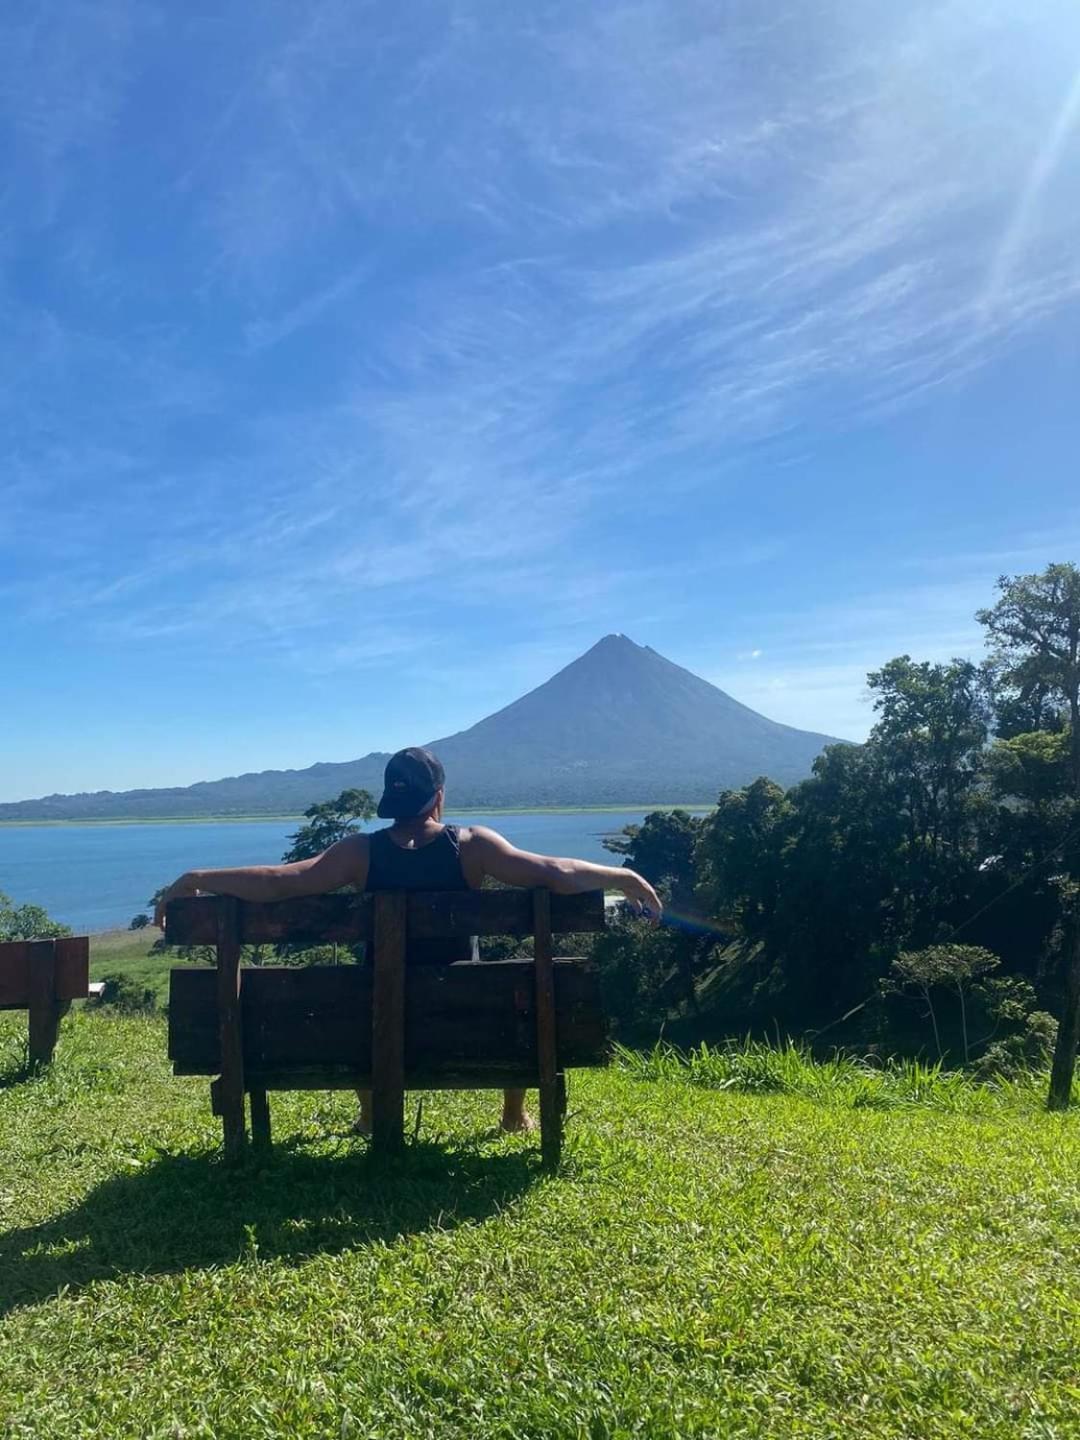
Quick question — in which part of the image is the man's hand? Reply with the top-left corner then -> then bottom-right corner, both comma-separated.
617,869 -> 663,923
154,873 -> 200,930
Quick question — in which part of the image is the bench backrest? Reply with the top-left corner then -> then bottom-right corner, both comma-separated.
165,889 -> 607,1159
0,936 -> 89,1066
163,889 -> 605,947
0,937 -> 89,1011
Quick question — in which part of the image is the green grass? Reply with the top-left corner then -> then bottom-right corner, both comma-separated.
89,927 -> 177,1007
615,1038 -> 1076,1112
1,1013 -> 1078,1439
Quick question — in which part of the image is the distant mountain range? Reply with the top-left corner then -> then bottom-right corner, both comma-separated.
0,635 -> 845,820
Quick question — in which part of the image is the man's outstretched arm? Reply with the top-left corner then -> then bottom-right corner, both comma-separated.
154,835 -> 367,927
465,827 -> 663,919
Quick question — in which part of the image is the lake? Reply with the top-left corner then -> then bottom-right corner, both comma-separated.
0,811 -> 691,933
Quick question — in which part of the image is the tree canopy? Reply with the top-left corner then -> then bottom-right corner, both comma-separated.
596,563 -> 1080,1104
0,891 -> 71,942
282,789 -> 377,863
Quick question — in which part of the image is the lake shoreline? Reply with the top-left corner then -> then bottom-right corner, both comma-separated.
2,808 -> 707,933
0,803 -> 713,828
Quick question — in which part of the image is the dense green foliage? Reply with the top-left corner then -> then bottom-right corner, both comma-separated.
599,565 -> 1080,1080
0,890 -> 71,942
282,789 -> 377,862
1,1011 -> 1077,1438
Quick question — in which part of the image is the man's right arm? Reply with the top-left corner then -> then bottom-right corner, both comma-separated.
463,826 -> 662,919
154,834 -> 369,927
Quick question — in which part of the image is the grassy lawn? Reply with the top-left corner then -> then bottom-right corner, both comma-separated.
89,927 -> 175,1006
0,1012 -> 1078,1439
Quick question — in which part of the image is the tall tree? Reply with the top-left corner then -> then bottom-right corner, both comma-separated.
604,809 -> 709,1016
603,808 -> 702,913
282,789 -> 377,863
979,563 -> 1080,1108
866,656 -> 989,874
979,564 -> 1080,802
0,891 -> 71,942
696,778 -> 790,939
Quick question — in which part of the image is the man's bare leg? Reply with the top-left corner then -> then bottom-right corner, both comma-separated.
500,1087 -> 536,1132
354,1088 -> 373,1136
355,1086 -> 533,1134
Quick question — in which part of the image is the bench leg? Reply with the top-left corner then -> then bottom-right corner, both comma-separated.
210,1077 -> 248,1157
27,941 -> 61,1068
27,1001 -> 61,1069
533,890 -> 563,1172
249,1087 -> 272,1148
371,893 -> 407,1157
216,898 -> 247,1161
539,1073 -> 565,1172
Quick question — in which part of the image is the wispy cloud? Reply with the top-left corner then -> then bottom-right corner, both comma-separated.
242,260 -> 374,353
704,526 -> 1080,740
2,0 -> 1079,785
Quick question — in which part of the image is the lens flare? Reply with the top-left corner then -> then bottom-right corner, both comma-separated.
982,61 -> 1080,316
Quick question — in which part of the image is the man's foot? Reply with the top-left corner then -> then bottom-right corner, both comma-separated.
351,1114 -> 372,1137
500,1110 -> 537,1134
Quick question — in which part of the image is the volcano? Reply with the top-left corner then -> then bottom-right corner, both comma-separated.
0,635 -> 843,818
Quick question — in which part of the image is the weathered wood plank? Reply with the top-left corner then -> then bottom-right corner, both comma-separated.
53,936 -> 90,1000
0,942 -> 31,1008
196,1067 -> 549,1091
406,889 -> 605,939
165,889 -> 605,946
0,937 -> 89,1008
371,892 -> 407,1154
216,898 -> 247,1158
167,893 -> 372,946
168,960 -> 607,1074
533,889 -> 562,1170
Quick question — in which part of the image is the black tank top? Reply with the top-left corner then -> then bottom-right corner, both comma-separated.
365,824 -> 477,963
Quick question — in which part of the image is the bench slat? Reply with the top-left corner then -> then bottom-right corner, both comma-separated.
205,1067 -> 549,1091
55,937 -> 90,1001
168,959 -> 607,1075
164,889 -> 605,946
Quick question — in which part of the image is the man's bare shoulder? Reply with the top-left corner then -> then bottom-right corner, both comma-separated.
458,825 -> 511,849
319,830 -> 370,881
456,825 -> 515,888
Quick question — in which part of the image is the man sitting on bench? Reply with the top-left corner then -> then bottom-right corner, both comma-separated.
157,747 -> 662,1133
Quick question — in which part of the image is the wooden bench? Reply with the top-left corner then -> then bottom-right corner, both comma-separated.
0,936 -> 90,1066
166,888 -> 608,1168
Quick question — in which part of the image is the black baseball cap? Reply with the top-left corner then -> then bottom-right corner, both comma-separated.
377,747 -> 446,820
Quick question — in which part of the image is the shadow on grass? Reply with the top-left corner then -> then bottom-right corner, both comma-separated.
0,1049 -> 36,1090
0,1137 -> 540,1317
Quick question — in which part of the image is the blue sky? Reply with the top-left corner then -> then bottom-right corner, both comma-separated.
3,0 -> 1080,801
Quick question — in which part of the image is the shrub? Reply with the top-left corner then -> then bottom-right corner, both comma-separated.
97,973 -> 157,1013
0,890 -> 71,941
974,1010 -> 1058,1079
